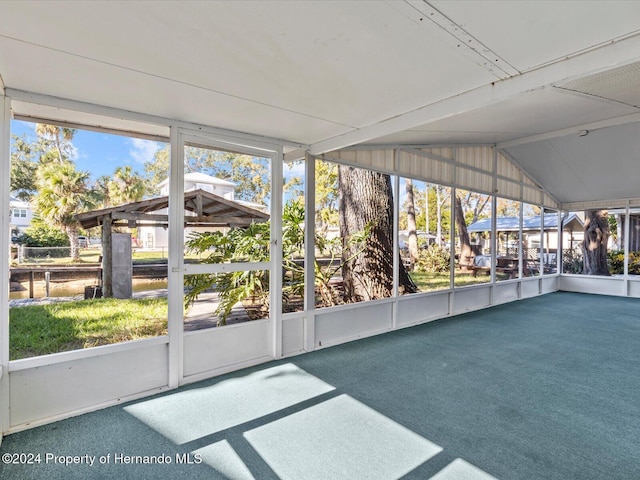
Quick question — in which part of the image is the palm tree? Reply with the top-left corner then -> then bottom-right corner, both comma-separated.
35,123 -> 76,163
107,166 -> 146,206
34,161 -> 96,261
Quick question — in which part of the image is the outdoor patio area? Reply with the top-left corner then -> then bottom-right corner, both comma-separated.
0,292 -> 637,480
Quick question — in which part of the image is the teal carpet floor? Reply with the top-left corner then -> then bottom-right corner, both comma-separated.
0,291 -> 638,479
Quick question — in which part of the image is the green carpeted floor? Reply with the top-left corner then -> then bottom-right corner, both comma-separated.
0,291 -> 638,479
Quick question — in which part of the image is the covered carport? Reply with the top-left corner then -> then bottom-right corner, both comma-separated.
1,2 -> 640,479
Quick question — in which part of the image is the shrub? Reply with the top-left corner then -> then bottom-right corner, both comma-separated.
414,245 -> 450,273
608,249 -> 640,275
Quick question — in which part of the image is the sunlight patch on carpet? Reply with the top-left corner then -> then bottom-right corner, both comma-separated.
193,440 -> 256,480
124,363 -> 334,444
244,394 -> 442,480
429,458 -> 498,480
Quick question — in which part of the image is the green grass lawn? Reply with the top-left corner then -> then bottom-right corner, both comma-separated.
409,269 -> 513,291
9,297 -> 168,360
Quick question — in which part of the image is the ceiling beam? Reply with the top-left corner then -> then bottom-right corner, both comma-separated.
308,33 -> 640,155
497,111 -> 640,149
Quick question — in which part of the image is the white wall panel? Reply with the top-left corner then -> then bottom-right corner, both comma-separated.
521,278 -> 540,298
282,316 -> 305,356
9,342 -> 168,428
558,276 -> 625,296
452,286 -> 491,315
315,302 -> 393,348
493,282 -> 519,304
184,321 -> 272,377
541,276 -> 559,294
397,292 -> 450,327
627,279 -> 640,298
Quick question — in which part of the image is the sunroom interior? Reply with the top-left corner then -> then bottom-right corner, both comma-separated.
1,2 -> 640,479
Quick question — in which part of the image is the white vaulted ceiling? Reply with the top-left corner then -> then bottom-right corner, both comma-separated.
1,1 -> 640,206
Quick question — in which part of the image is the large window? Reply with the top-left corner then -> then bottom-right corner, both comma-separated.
495,198 -> 521,281
181,140 -> 272,328
625,206 -> 640,276
9,119 -> 169,359
522,203 -> 542,277
282,159 -> 305,313
454,189 -> 492,287
314,160 -> 397,307
399,179 -> 452,293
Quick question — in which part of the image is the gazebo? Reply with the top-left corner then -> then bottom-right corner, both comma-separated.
75,189 -> 269,298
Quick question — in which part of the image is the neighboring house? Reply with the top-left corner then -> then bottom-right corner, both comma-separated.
9,196 -> 33,240
467,213 -> 585,256
138,172 -> 267,248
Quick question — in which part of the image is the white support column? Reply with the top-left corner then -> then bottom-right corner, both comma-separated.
271,146 -> 284,359
449,186 -> 457,313
518,202 -> 524,286
304,154 -> 316,351
392,172 -> 400,329
556,210 -> 566,275
0,95 -> 11,440
623,202 -> 630,296
167,126 -> 184,389
538,204 -> 544,293
490,195 -> 497,304
490,149 -> 498,292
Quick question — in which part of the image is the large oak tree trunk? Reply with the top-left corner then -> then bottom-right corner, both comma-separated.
339,166 -> 418,301
582,209 -> 610,275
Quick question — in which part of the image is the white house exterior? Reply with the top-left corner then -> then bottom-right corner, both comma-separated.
9,196 -> 32,239
138,172 -> 266,248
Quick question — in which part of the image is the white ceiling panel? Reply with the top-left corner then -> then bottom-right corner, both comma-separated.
0,1 -> 496,132
505,122 -> 640,204
431,0 -> 640,72
2,1 -> 640,206
370,88 -> 639,146
0,36 -> 350,145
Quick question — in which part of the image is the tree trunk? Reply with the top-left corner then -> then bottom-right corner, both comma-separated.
339,166 -> 418,301
455,195 -> 474,267
67,225 -> 81,262
582,209 -> 610,275
405,179 -> 419,260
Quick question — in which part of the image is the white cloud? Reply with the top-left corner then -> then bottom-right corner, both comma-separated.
129,138 -> 160,164
283,161 -> 305,178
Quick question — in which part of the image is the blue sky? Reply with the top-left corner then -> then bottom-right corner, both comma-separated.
11,120 -> 304,188
11,120 -> 162,182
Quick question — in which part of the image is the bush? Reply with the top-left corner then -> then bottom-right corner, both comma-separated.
563,248 -> 583,274
608,249 -> 640,275
414,245 -> 450,273
19,219 -> 68,247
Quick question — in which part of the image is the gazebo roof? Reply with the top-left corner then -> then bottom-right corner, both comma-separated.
75,189 -> 269,229
467,213 -> 583,233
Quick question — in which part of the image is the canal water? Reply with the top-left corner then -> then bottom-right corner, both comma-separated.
9,278 -> 169,300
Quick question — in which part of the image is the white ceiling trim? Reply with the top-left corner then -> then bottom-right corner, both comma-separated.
405,0 -> 520,79
6,88 -> 309,151
309,32 -> 640,155
497,111 -> 640,149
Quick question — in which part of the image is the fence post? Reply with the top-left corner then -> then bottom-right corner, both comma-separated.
29,270 -> 34,299
45,271 -> 50,297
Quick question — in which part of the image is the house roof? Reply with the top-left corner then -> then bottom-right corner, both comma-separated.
468,213 -> 583,233
156,172 -> 236,189
9,196 -> 29,208
75,189 -> 269,230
